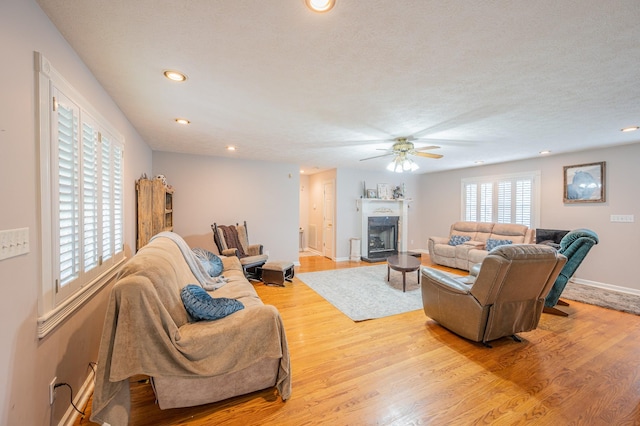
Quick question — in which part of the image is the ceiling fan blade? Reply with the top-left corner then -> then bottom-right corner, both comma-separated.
410,106 -> 510,139
413,152 -> 443,159
414,145 -> 441,151
360,153 -> 395,161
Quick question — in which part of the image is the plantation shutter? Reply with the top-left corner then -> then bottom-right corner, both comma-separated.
56,93 -> 80,289
464,183 -> 477,221
54,93 -> 80,287
497,181 -> 512,223
479,183 -> 492,222
516,178 -> 532,226
101,133 -> 112,261
113,144 -> 123,253
82,119 -> 99,272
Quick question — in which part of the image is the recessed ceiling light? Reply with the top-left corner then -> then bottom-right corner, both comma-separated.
175,118 -> 190,125
539,150 -> 551,155
474,160 -> 484,164
305,0 -> 336,13
300,169 -> 305,174
163,70 -> 187,82
621,126 -> 639,132
227,146 -> 236,151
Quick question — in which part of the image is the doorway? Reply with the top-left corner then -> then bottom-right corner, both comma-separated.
322,180 -> 335,259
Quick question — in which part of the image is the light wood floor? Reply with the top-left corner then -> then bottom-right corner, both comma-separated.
75,255 -> 640,425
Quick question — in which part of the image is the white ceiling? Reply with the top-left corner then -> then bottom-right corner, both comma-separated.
36,0 -> 640,174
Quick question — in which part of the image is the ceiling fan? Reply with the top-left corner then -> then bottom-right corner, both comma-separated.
360,136 -> 443,172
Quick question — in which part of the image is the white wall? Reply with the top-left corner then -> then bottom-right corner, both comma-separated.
419,143 -> 640,293
152,152 -> 300,263
0,1 -> 152,424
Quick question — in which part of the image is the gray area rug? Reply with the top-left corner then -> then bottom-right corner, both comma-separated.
561,281 -> 640,316
297,264 -> 424,321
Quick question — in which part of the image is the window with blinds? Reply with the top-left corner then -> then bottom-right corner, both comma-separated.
462,171 -> 540,228
37,52 -> 126,337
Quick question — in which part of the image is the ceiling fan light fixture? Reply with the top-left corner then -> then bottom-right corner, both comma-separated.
305,0 -> 336,13
387,155 -> 419,173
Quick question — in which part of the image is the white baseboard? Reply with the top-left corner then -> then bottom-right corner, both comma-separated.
60,369 -> 95,426
571,277 -> 640,297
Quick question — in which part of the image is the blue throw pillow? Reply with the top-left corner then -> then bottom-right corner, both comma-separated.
192,248 -> 224,277
448,235 -> 471,246
486,238 -> 512,251
180,284 -> 244,321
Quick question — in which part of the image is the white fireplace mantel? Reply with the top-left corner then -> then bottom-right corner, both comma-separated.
358,198 -> 410,258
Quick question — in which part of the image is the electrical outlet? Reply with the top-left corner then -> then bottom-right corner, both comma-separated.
49,377 -> 57,405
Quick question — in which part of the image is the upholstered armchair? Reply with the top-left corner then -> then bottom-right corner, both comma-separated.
422,245 -> 566,347
543,228 -> 599,316
212,221 -> 268,280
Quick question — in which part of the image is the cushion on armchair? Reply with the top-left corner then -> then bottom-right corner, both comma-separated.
181,285 -> 244,321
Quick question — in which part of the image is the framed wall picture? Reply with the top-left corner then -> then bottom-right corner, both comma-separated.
366,189 -> 377,198
563,161 -> 606,203
377,183 -> 390,200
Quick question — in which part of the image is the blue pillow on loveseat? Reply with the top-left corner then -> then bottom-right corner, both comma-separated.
448,235 -> 471,246
180,284 -> 244,321
486,238 -> 512,251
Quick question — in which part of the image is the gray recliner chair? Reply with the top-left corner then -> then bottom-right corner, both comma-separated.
422,244 -> 566,347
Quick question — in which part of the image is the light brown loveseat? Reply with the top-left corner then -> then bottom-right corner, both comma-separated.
91,232 -> 290,425
428,221 -> 535,271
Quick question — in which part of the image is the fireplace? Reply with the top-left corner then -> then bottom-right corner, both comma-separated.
364,216 -> 399,261
359,199 -> 408,262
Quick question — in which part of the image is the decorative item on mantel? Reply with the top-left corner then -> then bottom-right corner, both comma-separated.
392,184 -> 405,199
361,181 -> 406,200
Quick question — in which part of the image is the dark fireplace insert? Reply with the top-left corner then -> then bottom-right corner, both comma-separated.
363,216 -> 399,262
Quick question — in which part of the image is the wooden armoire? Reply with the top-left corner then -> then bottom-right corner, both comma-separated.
136,177 -> 174,250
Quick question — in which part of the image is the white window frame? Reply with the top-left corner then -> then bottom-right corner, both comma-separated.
461,170 -> 541,228
36,53 -> 126,338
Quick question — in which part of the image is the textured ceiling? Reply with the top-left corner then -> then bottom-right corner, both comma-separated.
36,0 -> 640,174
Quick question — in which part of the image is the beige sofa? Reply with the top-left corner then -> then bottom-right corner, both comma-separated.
428,221 -> 535,271
91,233 -> 290,425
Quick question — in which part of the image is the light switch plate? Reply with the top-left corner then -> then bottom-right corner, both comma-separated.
0,227 -> 30,261
610,214 -> 635,223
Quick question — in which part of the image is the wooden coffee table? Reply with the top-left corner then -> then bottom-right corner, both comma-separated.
387,254 -> 422,292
